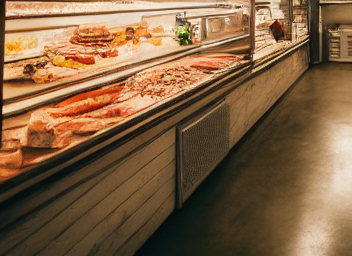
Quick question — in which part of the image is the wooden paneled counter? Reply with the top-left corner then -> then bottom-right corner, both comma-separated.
0,40 -> 309,256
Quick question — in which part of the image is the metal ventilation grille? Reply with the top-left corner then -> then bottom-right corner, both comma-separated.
177,102 -> 230,207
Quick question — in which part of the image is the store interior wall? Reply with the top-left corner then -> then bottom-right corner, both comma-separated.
321,4 -> 352,62
309,0 -> 320,64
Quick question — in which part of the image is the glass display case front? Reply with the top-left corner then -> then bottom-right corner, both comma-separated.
253,0 -> 308,60
292,0 -> 308,41
1,0 -> 252,183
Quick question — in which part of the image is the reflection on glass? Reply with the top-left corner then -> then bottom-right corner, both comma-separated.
1,1 -> 251,182
254,0 -> 308,60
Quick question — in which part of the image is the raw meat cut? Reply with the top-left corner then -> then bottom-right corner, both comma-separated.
57,83 -> 124,107
82,95 -> 160,118
32,64 -> 79,83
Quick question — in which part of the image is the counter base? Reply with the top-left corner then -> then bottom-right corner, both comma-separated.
0,42 -> 310,256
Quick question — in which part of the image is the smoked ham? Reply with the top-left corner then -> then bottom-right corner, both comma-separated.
27,109 -> 74,148
2,126 -> 28,149
32,65 -> 79,83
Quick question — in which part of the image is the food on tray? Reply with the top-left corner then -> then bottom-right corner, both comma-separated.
97,95 -> 159,117
46,43 -> 118,59
0,129 -> 26,169
146,37 -> 162,46
63,53 -> 95,65
23,58 -> 49,74
52,55 -> 88,69
58,83 -> 124,107
111,30 -> 127,46
27,109 -> 74,148
2,47 -> 248,176
76,23 -> 111,37
134,28 -> 151,40
4,56 -> 50,80
110,27 -> 127,36
123,65 -> 210,97
96,47 -> 118,58
48,91 -> 125,118
1,140 -> 22,152
54,117 -> 124,134
32,64 -> 79,83
188,54 -> 246,70
150,26 -> 164,34
2,127 -> 28,149
3,20 -> 175,85
20,62 -> 210,150
70,23 -> 115,45
5,37 -> 38,55
190,59 -> 237,70
125,27 -> 135,41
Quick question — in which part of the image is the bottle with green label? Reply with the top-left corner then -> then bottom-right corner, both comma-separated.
175,13 -> 193,46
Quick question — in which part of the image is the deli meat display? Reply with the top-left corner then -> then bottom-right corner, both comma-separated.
0,1 -> 310,256
1,0 -> 251,181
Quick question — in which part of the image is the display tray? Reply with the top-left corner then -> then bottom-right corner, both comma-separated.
0,53 -> 251,195
4,42 -> 199,103
3,34 -> 251,117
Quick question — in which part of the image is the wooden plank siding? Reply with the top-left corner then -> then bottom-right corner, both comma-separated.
227,45 -> 310,148
0,128 -> 176,256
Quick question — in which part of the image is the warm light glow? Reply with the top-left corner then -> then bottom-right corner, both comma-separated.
293,123 -> 352,256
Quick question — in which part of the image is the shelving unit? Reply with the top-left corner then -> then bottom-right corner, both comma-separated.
318,0 -> 352,62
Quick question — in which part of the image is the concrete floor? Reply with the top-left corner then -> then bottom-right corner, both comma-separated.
135,63 -> 352,256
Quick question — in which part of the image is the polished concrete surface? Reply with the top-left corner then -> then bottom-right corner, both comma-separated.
135,63 -> 352,256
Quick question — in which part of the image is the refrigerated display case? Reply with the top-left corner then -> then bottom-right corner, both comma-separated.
292,0 -> 308,41
0,2 -> 312,256
253,0 -> 308,61
253,0 -> 291,60
0,0 -> 252,188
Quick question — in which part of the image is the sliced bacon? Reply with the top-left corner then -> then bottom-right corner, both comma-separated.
49,91 -> 123,118
82,95 -> 160,118
58,84 -> 124,107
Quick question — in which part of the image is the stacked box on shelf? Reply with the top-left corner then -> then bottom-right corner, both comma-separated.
328,28 -> 341,61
